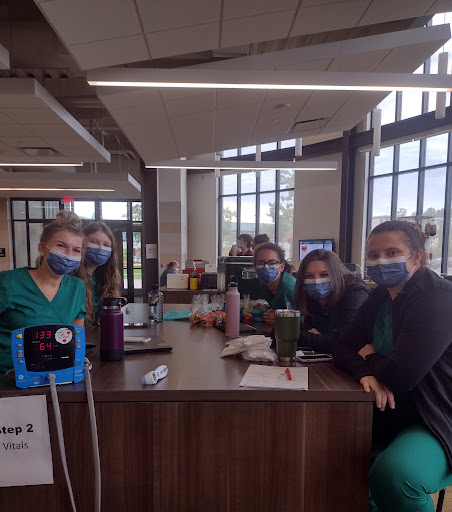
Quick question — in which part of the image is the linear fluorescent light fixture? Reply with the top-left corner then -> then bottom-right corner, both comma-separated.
146,159 -> 336,171
0,187 -> 115,191
88,68 -> 452,93
0,163 -> 83,167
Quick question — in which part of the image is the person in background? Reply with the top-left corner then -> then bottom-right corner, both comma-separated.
253,243 -> 296,325
160,261 -> 179,287
333,220 -> 452,512
229,234 -> 254,256
294,249 -> 369,353
0,210 -> 87,376
252,233 -> 270,251
77,222 -> 121,323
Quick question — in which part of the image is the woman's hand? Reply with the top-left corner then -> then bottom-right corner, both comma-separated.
230,244 -> 239,256
308,328 -> 321,335
263,309 -> 275,325
358,343 -> 376,359
360,376 -> 395,411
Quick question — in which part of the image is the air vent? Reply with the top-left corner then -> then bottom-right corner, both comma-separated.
291,118 -> 327,133
20,147 -> 60,157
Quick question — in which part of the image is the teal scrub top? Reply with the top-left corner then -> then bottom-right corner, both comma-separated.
261,271 -> 296,310
0,267 -> 87,376
372,299 -> 393,357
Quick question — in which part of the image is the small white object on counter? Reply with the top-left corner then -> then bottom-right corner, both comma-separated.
141,365 -> 168,385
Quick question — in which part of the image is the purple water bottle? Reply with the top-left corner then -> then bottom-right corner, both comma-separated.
225,276 -> 240,337
100,297 -> 127,361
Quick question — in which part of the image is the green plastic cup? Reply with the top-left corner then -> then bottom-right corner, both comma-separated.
275,309 -> 301,362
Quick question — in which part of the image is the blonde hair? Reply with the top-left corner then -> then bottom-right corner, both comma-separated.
36,210 -> 84,267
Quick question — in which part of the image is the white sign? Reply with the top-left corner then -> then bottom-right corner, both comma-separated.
0,395 -> 53,487
146,243 -> 157,259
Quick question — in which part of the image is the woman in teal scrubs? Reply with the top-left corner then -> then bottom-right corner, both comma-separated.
77,221 -> 120,323
253,243 -> 296,325
334,220 -> 452,512
0,210 -> 87,376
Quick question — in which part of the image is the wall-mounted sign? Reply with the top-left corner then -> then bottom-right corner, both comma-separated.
61,196 -> 74,204
0,395 -> 53,487
0,248 -> 5,257
146,243 -> 157,259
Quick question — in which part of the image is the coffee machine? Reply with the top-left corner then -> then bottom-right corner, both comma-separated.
217,256 -> 262,298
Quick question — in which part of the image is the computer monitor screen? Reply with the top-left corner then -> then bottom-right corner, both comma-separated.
299,239 -> 334,261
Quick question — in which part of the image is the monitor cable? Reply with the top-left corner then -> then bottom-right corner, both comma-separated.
47,358 -> 101,512
84,357 -> 101,512
48,372 -> 78,512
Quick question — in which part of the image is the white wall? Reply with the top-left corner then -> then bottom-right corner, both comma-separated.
187,172 -> 218,266
158,168 -> 188,270
292,161 -> 342,269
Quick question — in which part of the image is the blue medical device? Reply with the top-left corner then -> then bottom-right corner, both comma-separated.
11,324 -> 86,389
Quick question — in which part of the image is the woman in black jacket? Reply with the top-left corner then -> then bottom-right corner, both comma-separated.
334,220 -> 452,512
294,249 -> 369,353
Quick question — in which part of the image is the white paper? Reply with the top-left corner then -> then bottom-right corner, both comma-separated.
239,365 -> 308,390
0,395 -> 54,487
145,243 -> 157,259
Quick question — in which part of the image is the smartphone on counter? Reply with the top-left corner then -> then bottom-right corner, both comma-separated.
296,353 -> 333,363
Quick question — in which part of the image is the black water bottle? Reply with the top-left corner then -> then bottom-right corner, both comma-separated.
100,297 -> 127,361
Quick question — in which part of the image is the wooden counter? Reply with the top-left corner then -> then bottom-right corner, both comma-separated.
0,319 -> 373,512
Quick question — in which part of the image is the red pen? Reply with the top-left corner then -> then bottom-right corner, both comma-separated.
285,368 -> 292,380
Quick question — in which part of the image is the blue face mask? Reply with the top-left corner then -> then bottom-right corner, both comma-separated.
256,266 -> 280,284
304,278 -> 333,300
366,255 -> 414,288
45,246 -> 81,275
85,243 -> 112,266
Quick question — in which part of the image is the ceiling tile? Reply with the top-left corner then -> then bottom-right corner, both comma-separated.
223,0 -> 299,20
147,23 -> 219,59
0,124 -> 34,137
136,0 -> 221,32
162,90 -> 216,118
327,49 -> 388,71
221,10 -> 296,48
296,91 -> 353,121
427,0 -> 452,14
291,1 -> 371,36
0,136 -> 48,148
170,112 -> 215,156
69,35 -> 149,70
22,124 -> 81,138
301,0 -> 359,6
359,0 -> 434,25
38,0 -> 141,46
1,108 -> 63,125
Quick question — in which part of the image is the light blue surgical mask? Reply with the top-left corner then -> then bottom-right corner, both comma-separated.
304,278 -> 333,300
256,266 -> 280,284
85,243 -> 112,266
366,255 -> 414,288
45,245 -> 81,275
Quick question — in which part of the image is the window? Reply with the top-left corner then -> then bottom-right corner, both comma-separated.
368,135 -> 451,274
10,199 -> 143,301
219,169 -> 295,261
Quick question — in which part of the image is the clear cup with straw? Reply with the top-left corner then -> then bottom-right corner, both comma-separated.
275,306 -> 301,362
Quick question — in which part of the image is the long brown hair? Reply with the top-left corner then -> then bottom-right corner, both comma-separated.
294,249 -> 360,316
79,222 -> 121,321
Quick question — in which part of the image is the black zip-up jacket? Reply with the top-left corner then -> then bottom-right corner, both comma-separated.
299,280 -> 370,353
333,267 -> 452,467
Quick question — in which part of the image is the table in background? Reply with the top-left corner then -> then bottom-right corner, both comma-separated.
0,312 -> 373,512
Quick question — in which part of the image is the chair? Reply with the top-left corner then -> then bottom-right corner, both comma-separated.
436,488 -> 446,512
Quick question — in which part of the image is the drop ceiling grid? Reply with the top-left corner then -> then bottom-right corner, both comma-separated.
35,0 -> 448,68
